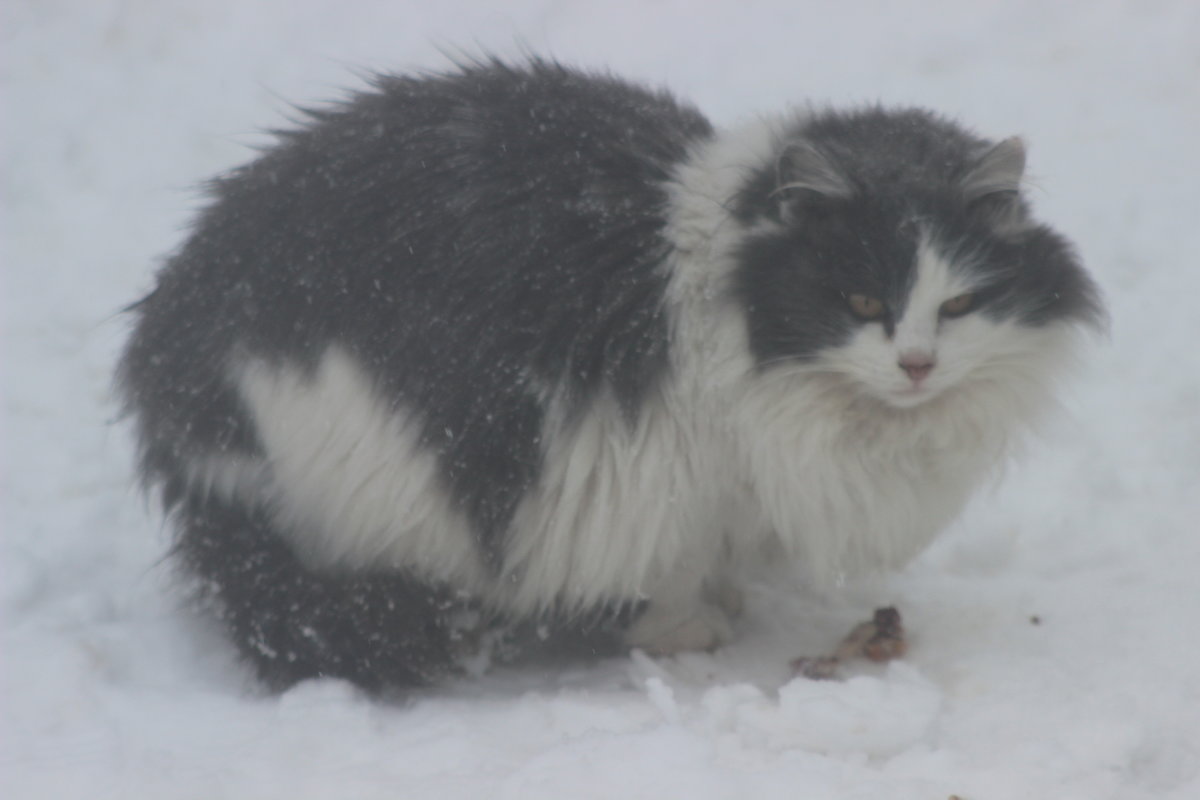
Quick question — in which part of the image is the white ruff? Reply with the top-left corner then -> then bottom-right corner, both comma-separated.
723,333 -> 1074,581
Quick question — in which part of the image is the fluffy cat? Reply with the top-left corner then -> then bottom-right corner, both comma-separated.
117,58 -> 1103,690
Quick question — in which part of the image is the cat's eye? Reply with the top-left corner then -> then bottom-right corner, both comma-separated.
847,294 -> 885,320
940,293 -> 976,318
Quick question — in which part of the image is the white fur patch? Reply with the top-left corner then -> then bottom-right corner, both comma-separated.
894,237 -> 972,357
230,346 -> 486,587
500,386 -> 730,615
729,357 -> 1028,581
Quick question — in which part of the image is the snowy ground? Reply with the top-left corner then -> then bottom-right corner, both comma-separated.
4,1 -> 1199,797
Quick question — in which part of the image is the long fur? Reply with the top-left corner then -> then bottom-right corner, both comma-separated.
117,58 -> 1103,689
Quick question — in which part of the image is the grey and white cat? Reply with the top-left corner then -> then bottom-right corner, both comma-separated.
117,58 -> 1103,689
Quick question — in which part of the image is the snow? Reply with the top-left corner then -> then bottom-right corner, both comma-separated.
4,1 -> 1199,797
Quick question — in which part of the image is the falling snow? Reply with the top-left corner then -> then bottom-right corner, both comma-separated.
4,1 -> 1200,798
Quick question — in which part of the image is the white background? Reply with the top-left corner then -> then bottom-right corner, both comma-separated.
4,1 -> 1199,797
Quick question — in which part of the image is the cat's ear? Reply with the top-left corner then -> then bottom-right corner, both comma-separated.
772,140 -> 853,221
962,137 -> 1026,198
777,141 -> 853,198
962,137 -> 1030,232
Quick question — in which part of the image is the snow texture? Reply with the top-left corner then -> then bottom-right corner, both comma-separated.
4,1 -> 1199,797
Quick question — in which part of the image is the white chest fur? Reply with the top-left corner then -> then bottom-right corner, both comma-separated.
726,368 -> 1008,581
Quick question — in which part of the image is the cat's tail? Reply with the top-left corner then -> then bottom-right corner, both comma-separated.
172,492 -> 472,691
170,492 -> 635,690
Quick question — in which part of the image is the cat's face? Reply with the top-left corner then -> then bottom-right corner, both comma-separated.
822,235 -> 1042,409
733,110 -> 1103,409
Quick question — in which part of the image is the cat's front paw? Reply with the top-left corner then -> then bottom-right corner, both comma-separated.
624,600 -> 734,655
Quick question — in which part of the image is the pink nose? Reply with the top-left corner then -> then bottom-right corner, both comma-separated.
899,354 -> 935,382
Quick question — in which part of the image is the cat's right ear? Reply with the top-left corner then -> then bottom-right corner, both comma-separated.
772,140 -> 853,221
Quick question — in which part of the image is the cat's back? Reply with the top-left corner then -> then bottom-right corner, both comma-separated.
119,59 -> 714,527
130,58 -> 715,349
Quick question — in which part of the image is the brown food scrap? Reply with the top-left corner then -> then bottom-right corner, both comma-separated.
860,606 -> 907,662
791,606 -> 908,679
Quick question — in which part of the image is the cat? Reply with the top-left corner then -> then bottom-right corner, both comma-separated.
117,57 -> 1103,690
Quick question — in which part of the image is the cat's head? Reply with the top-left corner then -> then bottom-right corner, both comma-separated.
732,107 -> 1104,409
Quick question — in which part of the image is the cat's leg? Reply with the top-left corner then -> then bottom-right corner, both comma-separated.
174,492 -> 471,690
623,566 -> 735,654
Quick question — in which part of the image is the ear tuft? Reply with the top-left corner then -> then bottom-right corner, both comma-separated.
962,136 -> 1026,200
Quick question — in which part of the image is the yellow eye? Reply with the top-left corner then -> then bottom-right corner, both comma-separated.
847,294 -> 885,320
940,293 -> 976,317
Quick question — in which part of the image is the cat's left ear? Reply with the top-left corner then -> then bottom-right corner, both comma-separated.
771,140 -> 854,222
962,137 -> 1030,231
